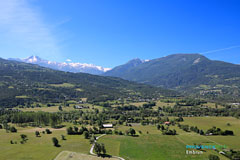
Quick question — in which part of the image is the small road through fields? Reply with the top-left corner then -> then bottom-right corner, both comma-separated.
90,134 -> 125,160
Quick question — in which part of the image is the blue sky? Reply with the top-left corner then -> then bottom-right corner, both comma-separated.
0,0 -> 239,68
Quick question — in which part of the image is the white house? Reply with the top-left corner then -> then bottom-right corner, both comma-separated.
75,105 -> 84,109
102,124 -> 113,128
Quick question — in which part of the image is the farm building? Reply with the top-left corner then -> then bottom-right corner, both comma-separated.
102,124 -> 113,128
74,105 -> 84,109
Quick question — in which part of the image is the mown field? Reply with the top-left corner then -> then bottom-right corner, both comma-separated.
16,103 -> 103,113
99,126 -> 228,160
0,127 -> 90,160
181,117 -> 240,149
98,117 -> 240,160
0,116 -> 239,160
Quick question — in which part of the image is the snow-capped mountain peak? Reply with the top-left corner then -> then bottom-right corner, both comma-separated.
9,56 -> 111,75
23,56 -> 43,63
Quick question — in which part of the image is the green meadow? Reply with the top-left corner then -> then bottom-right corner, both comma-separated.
99,124 -> 229,160
0,116 -> 239,160
181,117 -> 240,149
16,103 -> 103,113
0,127 -> 90,160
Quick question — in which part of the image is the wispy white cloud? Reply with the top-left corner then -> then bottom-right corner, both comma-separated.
0,0 -> 61,58
201,45 -> 240,55
66,59 -> 72,62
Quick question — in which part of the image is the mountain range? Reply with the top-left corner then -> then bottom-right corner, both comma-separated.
9,56 -> 111,75
104,54 -> 240,101
0,58 -> 175,108
6,53 -> 240,101
103,58 -> 148,77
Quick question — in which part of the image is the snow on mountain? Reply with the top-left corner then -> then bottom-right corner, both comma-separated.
9,56 -> 111,75
143,59 -> 150,62
103,58 -> 148,76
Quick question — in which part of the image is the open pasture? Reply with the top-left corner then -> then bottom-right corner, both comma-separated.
99,124 -> 228,160
181,117 -> 240,149
0,127 -> 90,160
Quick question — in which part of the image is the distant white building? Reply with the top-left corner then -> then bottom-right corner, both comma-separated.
231,103 -> 240,106
102,124 -> 113,128
75,105 -> 84,109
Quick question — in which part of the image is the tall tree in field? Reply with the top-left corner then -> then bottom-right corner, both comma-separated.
52,137 -> 59,147
101,143 -> 106,155
20,134 -> 28,143
129,128 -> 136,136
94,143 -> 102,156
35,131 -> 40,137
84,131 -> 90,139
10,126 -> 17,133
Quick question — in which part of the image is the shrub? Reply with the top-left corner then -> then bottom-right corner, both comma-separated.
67,127 -> 74,135
61,135 -> 66,140
52,137 -> 59,147
83,131 -> 90,139
35,131 -> 40,137
20,134 -> 28,143
45,129 -> 52,134
10,126 -> 17,133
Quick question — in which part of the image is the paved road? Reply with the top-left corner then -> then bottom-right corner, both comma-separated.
90,134 -> 125,160
90,134 -> 106,155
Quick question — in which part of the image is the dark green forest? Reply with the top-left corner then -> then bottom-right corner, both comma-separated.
104,54 -> 240,101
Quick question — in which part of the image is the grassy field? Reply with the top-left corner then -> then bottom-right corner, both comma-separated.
129,100 -> 176,111
156,100 -> 176,108
99,124 -> 229,160
181,117 -> 240,149
18,106 -> 76,112
0,127 -> 90,160
54,151 -> 118,160
204,102 -> 224,109
15,95 -> 29,99
17,104 -> 103,113
49,83 -> 75,88
129,102 -> 146,107
1,117 -> 239,160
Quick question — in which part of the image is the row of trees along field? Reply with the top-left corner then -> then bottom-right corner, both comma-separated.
0,110 -> 62,127
163,105 -> 240,118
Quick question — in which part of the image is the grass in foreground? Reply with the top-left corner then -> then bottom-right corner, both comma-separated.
54,151 -> 118,160
0,127 -> 90,160
181,117 -> 240,149
1,116 -> 239,160
99,124 -> 229,160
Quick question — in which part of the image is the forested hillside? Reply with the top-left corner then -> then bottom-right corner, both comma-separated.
104,54 -> 240,101
0,58 -> 176,108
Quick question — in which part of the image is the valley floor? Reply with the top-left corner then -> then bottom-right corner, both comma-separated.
1,116 -> 239,160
